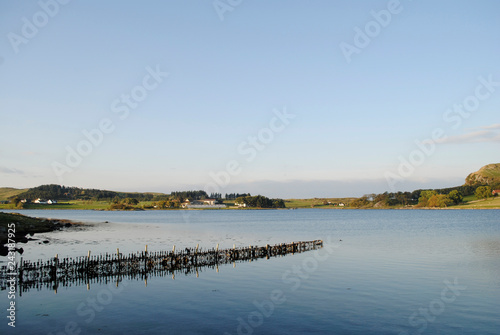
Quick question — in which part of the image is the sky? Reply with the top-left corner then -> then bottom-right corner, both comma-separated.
1,0 -> 499,198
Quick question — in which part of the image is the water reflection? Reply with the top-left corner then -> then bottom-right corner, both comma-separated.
1,240 -> 323,294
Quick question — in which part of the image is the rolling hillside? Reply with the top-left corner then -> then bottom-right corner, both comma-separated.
0,187 -> 28,201
465,163 -> 500,186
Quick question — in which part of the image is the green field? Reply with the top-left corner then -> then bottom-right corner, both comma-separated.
0,187 -> 28,201
0,200 -> 111,210
285,198 -> 355,209
1,194 -> 498,211
453,196 -> 500,209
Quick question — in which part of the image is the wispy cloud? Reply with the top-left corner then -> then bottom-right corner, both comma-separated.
435,125 -> 500,144
0,166 -> 25,175
481,123 -> 500,130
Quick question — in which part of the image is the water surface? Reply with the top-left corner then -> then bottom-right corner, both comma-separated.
1,209 -> 499,334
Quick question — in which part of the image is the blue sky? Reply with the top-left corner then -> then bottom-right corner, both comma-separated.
1,0 -> 499,198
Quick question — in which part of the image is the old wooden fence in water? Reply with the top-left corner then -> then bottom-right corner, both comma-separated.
1,240 -> 323,293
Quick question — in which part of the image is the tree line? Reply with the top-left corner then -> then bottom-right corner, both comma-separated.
350,183 -> 498,208
235,195 -> 286,208
13,184 -> 161,202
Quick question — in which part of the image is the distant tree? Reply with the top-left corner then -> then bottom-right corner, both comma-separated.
234,195 -> 284,208
122,198 -> 139,205
447,190 -> 463,205
475,186 -> 492,199
427,194 -> 453,208
350,196 -> 370,208
154,200 -> 168,209
418,190 -> 438,207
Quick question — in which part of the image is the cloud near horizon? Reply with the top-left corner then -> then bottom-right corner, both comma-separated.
434,124 -> 500,144
0,166 -> 25,175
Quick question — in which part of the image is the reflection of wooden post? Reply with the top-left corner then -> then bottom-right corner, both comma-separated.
117,248 -> 120,272
54,254 -> 59,294
215,244 -> 219,263
19,257 -> 23,295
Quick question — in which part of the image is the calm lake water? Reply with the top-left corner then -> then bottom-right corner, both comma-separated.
1,209 -> 499,334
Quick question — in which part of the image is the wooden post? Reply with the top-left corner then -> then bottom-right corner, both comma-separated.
172,245 -> 175,253
195,244 -> 199,254
86,250 -> 91,273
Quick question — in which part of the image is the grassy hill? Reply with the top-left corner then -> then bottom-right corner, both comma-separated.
453,196 -> 500,209
465,163 -> 500,186
0,187 -> 28,201
285,198 -> 356,208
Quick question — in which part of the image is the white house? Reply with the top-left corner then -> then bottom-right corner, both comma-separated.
181,199 -> 225,208
34,198 -> 57,205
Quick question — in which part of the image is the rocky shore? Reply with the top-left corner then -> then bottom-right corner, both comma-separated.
0,212 -> 80,256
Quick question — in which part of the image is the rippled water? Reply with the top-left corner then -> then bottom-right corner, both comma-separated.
1,209 -> 499,334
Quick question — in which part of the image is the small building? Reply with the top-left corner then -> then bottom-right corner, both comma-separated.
493,190 -> 500,196
235,202 -> 247,208
34,198 -> 57,204
202,199 -> 217,205
181,198 -> 225,209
